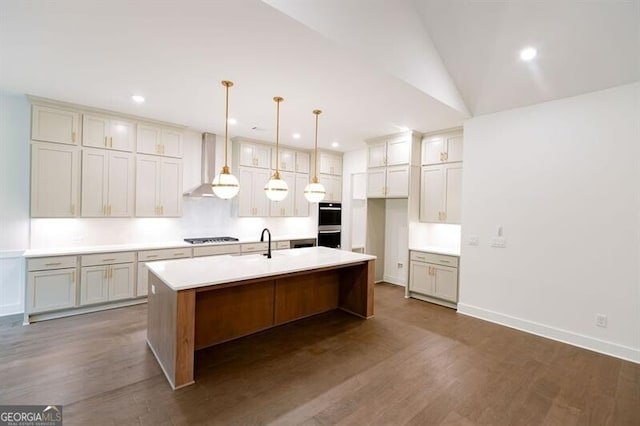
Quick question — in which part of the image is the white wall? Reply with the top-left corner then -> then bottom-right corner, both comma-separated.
383,198 -> 408,286
0,92 -> 30,315
459,83 -> 640,362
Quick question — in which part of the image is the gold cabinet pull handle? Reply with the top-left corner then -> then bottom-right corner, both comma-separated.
102,258 -> 116,262
146,254 -> 159,258
72,131 -> 76,142
45,262 -> 61,266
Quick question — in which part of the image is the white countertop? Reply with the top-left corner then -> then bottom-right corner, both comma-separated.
409,246 -> 461,257
146,246 -> 376,291
23,235 -> 317,258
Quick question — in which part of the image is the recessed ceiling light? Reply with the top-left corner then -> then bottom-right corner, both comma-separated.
228,118 -> 237,125
520,47 -> 537,62
292,133 -> 301,139
331,142 -> 339,148
131,95 -> 145,103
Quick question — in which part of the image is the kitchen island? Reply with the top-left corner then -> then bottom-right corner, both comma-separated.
145,246 -> 376,389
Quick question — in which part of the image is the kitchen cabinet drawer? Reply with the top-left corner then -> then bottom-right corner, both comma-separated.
81,251 -> 136,267
241,242 -> 269,253
275,241 -> 290,250
410,251 -> 458,267
138,247 -> 192,261
193,244 -> 240,257
28,256 -> 77,271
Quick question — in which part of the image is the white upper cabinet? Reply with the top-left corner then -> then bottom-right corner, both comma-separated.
31,142 -> 80,217
238,141 -> 271,168
420,163 -> 462,224
319,173 -> 342,202
295,151 -> 310,174
81,149 -> 134,217
31,105 -> 80,145
422,132 -> 463,165
82,114 -> 135,152
366,168 -> 386,198
319,152 -> 343,175
294,174 -> 310,217
269,171 -> 295,217
272,147 -> 295,172
137,124 -> 183,158
368,142 -> 386,168
135,155 -> 182,217
387,138 -> 410,165
238,167 -> 270,216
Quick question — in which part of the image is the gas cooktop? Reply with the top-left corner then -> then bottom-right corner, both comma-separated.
184,237 -> 239,244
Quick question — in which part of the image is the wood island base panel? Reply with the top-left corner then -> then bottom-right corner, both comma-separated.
145,247 -> 375,389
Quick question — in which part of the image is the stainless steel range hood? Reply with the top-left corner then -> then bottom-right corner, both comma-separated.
184,132 -> 218,197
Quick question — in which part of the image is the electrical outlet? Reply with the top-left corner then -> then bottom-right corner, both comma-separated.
596,314 -> 607,328
468,235 -> 479,246
151,284 -> 156,295
491,237 -> 506,248
397,262 -> 404,269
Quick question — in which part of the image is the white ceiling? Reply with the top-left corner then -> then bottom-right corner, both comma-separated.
1,0 -> 638,152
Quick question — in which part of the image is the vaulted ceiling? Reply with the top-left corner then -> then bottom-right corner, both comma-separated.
1,0 -> 638,152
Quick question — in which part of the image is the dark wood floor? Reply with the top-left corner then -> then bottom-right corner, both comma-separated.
1,283 -> 638,425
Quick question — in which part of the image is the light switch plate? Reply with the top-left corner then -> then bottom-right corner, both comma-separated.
491,237 -> 506,248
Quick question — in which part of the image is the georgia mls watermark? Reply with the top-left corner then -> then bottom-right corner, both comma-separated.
0,405 -> 62,426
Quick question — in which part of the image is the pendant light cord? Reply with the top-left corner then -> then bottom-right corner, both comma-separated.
221,80 -> 234,173
313,109 -> 321,182
273,97 -> 284,178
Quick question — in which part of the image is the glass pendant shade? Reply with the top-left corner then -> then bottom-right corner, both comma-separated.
304,180 -> 325,203
212,167 -> 239,199
264,174 -> 289,201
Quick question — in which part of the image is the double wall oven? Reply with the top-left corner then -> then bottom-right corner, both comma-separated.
318,202 -> 341,248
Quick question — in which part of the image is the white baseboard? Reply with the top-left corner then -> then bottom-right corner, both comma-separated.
457,303 -> 640,364
382,275 -> 406,287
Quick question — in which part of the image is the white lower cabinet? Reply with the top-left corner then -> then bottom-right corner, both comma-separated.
80,252 -> 135,306
27,268 -> 77,313
137,247 -> 192,296
408,251 -> 459,305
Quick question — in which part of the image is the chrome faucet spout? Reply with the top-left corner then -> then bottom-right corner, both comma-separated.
260,228 -> 272,259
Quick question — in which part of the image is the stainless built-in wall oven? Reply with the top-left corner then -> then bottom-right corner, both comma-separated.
318,202 -> 341,248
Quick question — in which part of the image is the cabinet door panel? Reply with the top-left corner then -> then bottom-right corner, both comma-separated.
108,152 -> 134,217
295,152 -> 310,174
446,135 -> 464,163
159,158 -> 182,216
253,145 -> 271,169
366,168 -> 386,198
135,156 -> 160,216
331,175 -> 342,202
81,149 -> 108,216
444,164 -> 463,224
239,144 -> 255,167
409,261 -> 432,295
137,124 -> 161,155
270,171 -> 295,216
137,264 -> 148,297
109,263 -> 134,301
161,129 -> 183,158
83,114 -> 109,148
80,266 -> 109,305
253,169 -> 270,216
27,268 -> 77,313
238,167 -> 255,216
385,165 -> 409,198
433,265 -> 458,302
422,136 -> 444,165
368,143 -> 386,168
420,165 -> 443,223
31,143 -> 79,217
294,174 -> 310,216
31,105 -> 79,145
273,148 -> 295,172
387,139 -> 409,166
109,119 -> 134,151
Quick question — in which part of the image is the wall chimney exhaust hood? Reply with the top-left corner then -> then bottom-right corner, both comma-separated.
184,132 -> 217,197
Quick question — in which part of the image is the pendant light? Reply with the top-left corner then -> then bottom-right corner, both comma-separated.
212,80 -> 240,199
304,109 -> 326,203
264,96 -> 289,202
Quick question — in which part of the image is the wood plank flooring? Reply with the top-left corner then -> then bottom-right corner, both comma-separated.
1,283 -> 638,425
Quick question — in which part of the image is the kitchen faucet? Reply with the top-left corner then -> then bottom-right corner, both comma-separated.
260,228 -> 272,259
